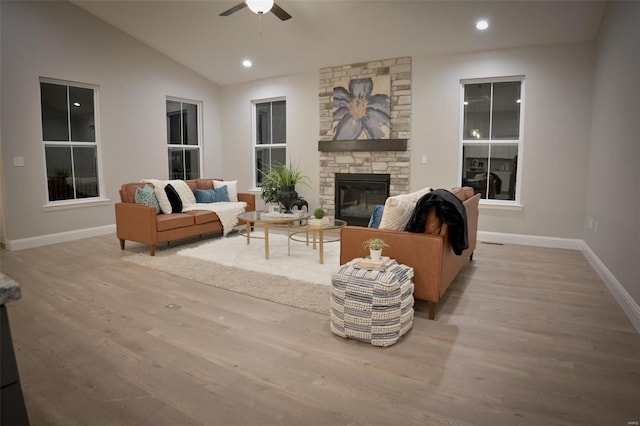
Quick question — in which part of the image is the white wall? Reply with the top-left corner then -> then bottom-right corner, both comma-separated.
584,2 -> 640,305
220,72 -> 320,210
220,43 -> 596,240
412,44 -> 594,238
0,1 -> 221,244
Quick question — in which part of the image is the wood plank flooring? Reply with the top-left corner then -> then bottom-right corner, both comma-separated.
0,235 -> 638,425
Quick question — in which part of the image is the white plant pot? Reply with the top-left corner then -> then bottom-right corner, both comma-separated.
267,203 -> 281,214
369,249 -> 382,261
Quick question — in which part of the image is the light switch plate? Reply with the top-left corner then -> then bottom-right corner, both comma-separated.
13,156 -> 24,167
421,154 -> 428,165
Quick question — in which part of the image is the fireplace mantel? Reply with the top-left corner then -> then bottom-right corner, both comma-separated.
318,139 -> 407,152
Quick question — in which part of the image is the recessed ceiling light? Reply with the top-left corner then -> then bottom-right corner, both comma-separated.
476,20 -> 489,31
73,102 -> 81,107
242,59 -> 252,68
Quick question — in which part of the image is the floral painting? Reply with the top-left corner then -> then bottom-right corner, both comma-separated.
332,75 -> 390,140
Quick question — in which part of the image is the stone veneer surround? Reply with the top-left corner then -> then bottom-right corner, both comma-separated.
318,57 -> 411,217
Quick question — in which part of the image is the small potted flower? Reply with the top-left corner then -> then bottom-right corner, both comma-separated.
362,238 -> 390,261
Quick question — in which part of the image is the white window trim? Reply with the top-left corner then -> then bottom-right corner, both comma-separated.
42,198 -> 111,212
166,96 -> 203,180
40,77 -> 105,207
458,76 -> 525,206
251,96 -> 286,190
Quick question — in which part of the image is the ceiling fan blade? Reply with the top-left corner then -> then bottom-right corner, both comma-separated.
219,2 -> 247,17
270,3 -> 292,21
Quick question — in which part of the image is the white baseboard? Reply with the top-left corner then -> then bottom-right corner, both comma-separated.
5,224 -> 116,251
477,231 -> 584,250
478,231 -> 640,334
580,242 -> 640,334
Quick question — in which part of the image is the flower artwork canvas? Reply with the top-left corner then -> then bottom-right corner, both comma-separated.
332,75 -> 391,140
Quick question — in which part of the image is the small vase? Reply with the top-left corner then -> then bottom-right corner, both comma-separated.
369,248 -> 382,261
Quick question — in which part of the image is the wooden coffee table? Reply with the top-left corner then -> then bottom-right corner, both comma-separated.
288,219 -> 347,264
237,211 -> 310,260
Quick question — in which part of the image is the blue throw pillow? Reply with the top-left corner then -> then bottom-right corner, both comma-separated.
194,186 -> 230,203
368,204 -> 385,228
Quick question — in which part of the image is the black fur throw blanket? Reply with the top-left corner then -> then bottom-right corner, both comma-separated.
404,189 -> 469,256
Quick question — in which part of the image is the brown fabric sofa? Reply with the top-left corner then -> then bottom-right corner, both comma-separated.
116,179 -> 255,256
339,187 -> 480,320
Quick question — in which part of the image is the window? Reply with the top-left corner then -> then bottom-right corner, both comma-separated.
253,98 -> 286,187
40,79 -> 100,202
167,98 -> 201,180
460,78 -> 523,203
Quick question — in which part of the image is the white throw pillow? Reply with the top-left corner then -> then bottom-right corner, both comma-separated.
213,180 -> 238,202
169,179 -> 196,208
378,187 -> 432,231
142,179 -> 172,214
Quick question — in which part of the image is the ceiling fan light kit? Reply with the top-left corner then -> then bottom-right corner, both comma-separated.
246,0 -> 274,14
220,0 -> 292,21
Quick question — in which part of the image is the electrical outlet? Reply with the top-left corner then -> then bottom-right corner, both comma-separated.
594,221 -> 599,233
421,154 -> 428,165
587,217 -> 593,229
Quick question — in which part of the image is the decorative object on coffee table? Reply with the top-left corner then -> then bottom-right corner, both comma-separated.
308,207 -> 329,227
277,185 -> 298,214
259,162 -> 310,213
330,259 -> 414,347
259,177 -> 279,205
290,197 -> 309,213
267,203 -> 280,214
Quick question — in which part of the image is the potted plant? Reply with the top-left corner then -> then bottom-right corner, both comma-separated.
259,162 -> 310,213
308,207 -> 328,226
362,238 -> 390,261
259,179 -> 279,204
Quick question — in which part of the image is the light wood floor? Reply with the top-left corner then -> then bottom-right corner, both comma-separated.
1,234 -> 638,425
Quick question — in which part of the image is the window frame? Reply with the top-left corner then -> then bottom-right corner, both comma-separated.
251,97 -> 287,188
458,76 -> 525,207
166,96 -> 202,180
40,77 -> 106,208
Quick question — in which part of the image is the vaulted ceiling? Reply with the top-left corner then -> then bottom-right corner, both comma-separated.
72,0 -> 607,86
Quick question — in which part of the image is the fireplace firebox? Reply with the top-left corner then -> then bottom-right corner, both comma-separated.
335,173 -> 390,227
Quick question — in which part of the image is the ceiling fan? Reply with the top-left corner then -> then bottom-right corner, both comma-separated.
219,0 -> 292,21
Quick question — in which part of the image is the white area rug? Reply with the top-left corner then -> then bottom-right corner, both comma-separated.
121,231 -> 343,314
177,232 -> 340,286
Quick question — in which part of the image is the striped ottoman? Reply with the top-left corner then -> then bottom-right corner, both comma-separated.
330,258 -> 414,347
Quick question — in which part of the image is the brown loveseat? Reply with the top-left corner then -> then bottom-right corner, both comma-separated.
116,179 -> 255,256
340,187 -> 480,320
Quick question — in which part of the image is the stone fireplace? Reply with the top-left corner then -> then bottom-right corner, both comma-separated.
335,173 -> 390,226
317,57 -> 412,224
